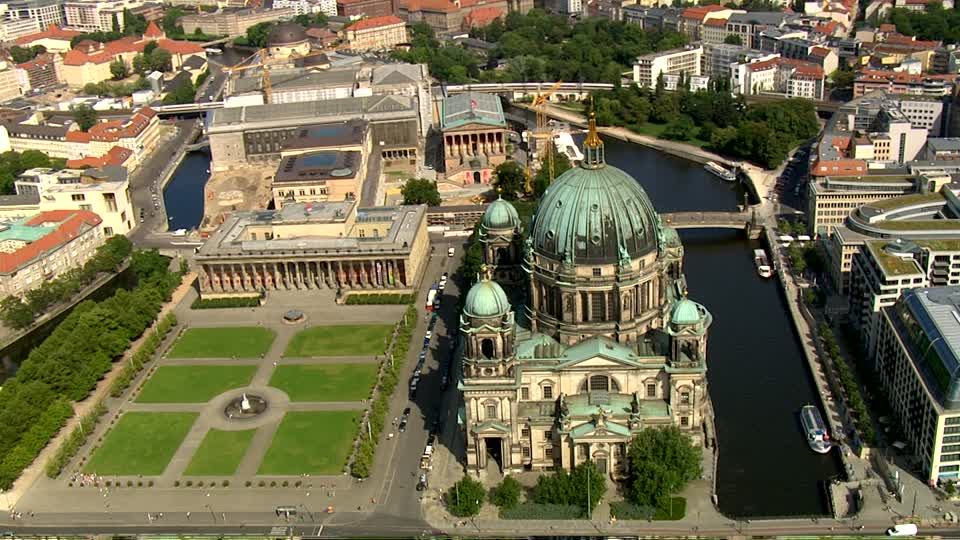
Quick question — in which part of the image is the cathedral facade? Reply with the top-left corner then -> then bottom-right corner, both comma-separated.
459,116 -> 713,477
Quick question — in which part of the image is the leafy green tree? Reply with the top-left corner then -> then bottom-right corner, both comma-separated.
109,58 -> 129,80
143,40 -> 159,55
651,92 -> 679,123
724,34 -> 742,45
493,160 -> 526,200
162,6 -> 187,35
459,233 -> 484,295
72,105 -> 98,131
662,115 -> 696,141
162,79 -> 196,104
0,296 -> 34,329
532,460 -> 606,512
448,476 -> 486,517
829,66 -> 856,89
625,426 -> 701,509
245,22 -> 274,48
294,13 -> 327,26
122,9 -> 147,35
9,45 -> 44,64
492,475 -> 521,509
19,150 -> 51,170
401,178 -> 441,206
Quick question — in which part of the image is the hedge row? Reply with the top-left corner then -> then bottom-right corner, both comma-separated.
819,323 -> 876,445
345,294 -> 415,305
109,312 -> 179,398
44,400 -> 107,479
190,297 -> 261,309
609,501 -> 655,520
0,399 -> 73,488
350,304 -> 417,478
500,503 -> 584,520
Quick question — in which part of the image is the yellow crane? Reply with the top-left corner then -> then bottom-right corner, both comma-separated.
526,80 -> 563,195
226,48 -> 331,104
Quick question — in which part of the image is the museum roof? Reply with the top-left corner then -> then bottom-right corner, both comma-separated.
231,67 -> 360,94
274,151 -> 361,184
208,94 -> 416,132
372,63 -> 424,86
196,202 -> 425,259
440,92 -> 505,130
279,119 -> 367,151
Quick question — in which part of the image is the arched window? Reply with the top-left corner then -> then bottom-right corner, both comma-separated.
481,338 -> 495,359
579,375 -> 622,393
496,247 -> 510,264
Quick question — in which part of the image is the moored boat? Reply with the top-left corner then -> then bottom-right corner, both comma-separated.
800,404 -> 832,454
754,249 -> 772,278
704,161 -> 736,182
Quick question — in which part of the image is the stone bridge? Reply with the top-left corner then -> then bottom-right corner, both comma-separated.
661,211 -> 764,238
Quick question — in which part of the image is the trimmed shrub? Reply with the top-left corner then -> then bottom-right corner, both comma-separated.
500,503 -> 584,520
345,293 -> 414,305
45,399 -> 107,478
191,296 -> 261,309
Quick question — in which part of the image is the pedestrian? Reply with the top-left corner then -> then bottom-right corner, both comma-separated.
186,512 -> 191,519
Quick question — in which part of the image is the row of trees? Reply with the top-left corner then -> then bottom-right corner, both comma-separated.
819,323 -> 876,445
889,4 -> 960,44
593,84 -> 820,168
447,426 -> 700,518
0,236 -> 132,329
0,248 -> 179,489
469,9 -> 687,84
0,149 -> 66,195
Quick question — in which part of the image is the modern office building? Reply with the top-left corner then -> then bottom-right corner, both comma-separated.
63,0 -> 144,32
633,44 -> 703,88
195,201 -> 429,299
876,286 -> 960,485
4,0 -> 65,30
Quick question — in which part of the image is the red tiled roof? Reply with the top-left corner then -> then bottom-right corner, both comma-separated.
143,21 -> 163,38
17,56 -> 53,70
63,35 -> 203,66
885,33 -> 941,48
65,107 -> 156,143
348,15 -> 404,31
15,25 -> 81,45
879,23 -> 897,32
856,68 -> 958,84
812,20 -> 839,35
810,46 -> 832,58
681,4 -> 726,21
0,211 -> 102,274
747,58 -> 778,72
792,64 -> 825,79
401,0 -> 457,12
66,146 -> 133,169
703,17 -> 727,27
463,6 -> 503,27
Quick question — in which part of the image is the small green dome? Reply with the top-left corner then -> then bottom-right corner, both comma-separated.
464,275 -> 511,318
671,297 -> 704,325
482,197 -> 520,231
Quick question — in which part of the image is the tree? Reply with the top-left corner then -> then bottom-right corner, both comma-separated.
143,40 -> 159,55
491,476 -> 521,509
149,48 -> 172,72
9,45 -> 45,64
624,426 -> 701,509
724,34 -> 742,45
162,79 -> 196,104
71,105 -> 98,131
492,161 -> 526,200
448,476 -> 485,517
109,58 -> 128,80
0,296 -> 34,329
245,22 -> 274,48
829,66 -> 856,89
162,6 -> 187,35
122,9 -> 147,35
401,178 -> 441,206
662,115 -> 696,141
19,150 -> 51,170
532,460 -> 606,512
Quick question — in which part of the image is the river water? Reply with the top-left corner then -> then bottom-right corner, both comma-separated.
162,122 -> 842,516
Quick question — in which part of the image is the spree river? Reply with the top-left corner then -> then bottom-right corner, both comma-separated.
599,136 -> 843,517
165,126 -> 842,516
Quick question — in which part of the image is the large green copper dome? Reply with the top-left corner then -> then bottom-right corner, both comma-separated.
529,123 -> 661,264
464,273 -> 511,318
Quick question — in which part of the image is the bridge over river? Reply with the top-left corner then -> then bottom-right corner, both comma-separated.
661,210 -> 764,238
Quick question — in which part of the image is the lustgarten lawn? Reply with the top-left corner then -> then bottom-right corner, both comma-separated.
136,365 -> 257,403
184,429 -> 256,476
269,363 -> 378,401
284,324 -> 393,357
84,412 -> 197,475
258,411 -> 359,475
168,327 -> 275,358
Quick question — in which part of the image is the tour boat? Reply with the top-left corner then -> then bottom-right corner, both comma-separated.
753,249 -> 773,278
704,161 -> 736,182
800,404 -> 832,454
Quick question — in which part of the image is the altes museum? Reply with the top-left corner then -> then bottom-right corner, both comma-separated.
459,114 -> 713,477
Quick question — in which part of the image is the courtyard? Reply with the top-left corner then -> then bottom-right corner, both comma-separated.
78,313 -> 398,483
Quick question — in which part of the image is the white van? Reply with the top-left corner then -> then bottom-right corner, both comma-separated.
447,247 -> 455,257
886,523 -> 918,536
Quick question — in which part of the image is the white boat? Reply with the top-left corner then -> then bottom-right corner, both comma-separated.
800,404 -> 832,454
754,249 -> 772,278
704,161 -> 736,182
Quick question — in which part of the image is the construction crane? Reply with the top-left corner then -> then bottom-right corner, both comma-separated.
225,48 -> 331,104
525,80 -> 563,195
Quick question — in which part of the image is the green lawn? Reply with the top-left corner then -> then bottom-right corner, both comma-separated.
84,412 -> 197,475
184,429 -> 256,476
136,365 -> 258,403
258,411 -> 360,475
284,324 -> 394,357
168,327 -> 276,358
269,363 -> 378,401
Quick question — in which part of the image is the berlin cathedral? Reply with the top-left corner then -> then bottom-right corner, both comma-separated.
458,114 -> 713,478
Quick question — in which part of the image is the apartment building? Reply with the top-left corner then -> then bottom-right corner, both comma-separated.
700,17 -> 731,45
633,44 -> 702,89
273,0 -> 338,17
875,287 -> 960,486
4,0 -> 64,31
808,174 -> 917,235
339,0 -> 397,18
63,0 -> 144,32
180,7 -> 296,36
854,69 -> 959,98
730,55 -> 825,100
0,16 -> 40,41
678,5 -> 739,41
344,15 -> 406,51
725,11 -> 787,50
0,209 -> 104,298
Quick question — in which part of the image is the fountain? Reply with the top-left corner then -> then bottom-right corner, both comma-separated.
283,309 -> 306,325
224,393 -> 267,419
